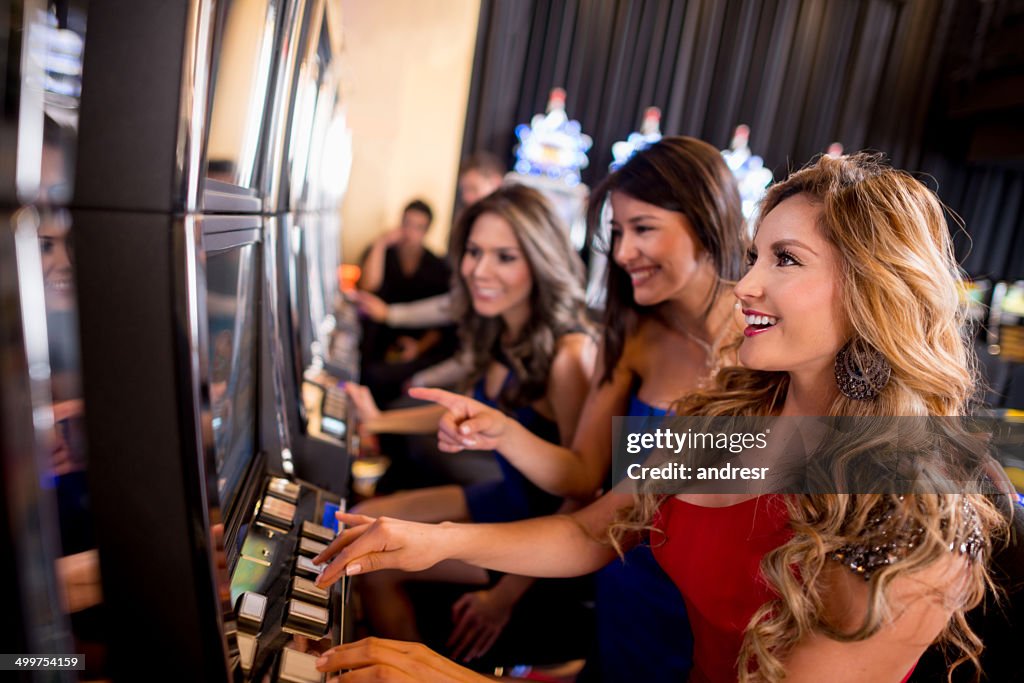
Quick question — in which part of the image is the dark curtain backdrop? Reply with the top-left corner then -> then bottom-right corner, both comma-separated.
461,0 -> 1024,281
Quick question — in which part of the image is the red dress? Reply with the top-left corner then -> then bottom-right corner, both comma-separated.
652,495 -> 914,682
652,496 -> 791,683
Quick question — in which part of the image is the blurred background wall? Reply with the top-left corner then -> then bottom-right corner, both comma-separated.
339,0 -> 480,262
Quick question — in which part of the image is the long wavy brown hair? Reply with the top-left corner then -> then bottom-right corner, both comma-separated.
588,136 -> 746,383
448,183 -> 592,409
613,153 -> 1010,681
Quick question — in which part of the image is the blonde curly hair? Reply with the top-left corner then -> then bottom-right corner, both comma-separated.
612,153 -> 1010,682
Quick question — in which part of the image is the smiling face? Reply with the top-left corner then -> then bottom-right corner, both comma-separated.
38,220 -> 75,311
734,194 -> 848,376
609,191 -> 709,307
460,212 -> 533,332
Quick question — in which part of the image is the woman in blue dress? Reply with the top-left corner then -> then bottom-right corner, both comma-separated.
411,136 -> 748,682
344,183 -> 596,656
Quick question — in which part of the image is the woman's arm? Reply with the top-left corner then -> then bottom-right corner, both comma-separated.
410,340 -> 634,498
386,293 -> 453,328
501,344 -> 632,497
314,490 -> 633,588
345,383 -> 446,435
780,554 -> 968,682
362,405 -> 447,435
544,332 -> 597,445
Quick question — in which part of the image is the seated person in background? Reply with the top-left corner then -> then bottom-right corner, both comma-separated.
343,184 -> 597,665
359,198 -> 457,406
352,153 -> 507,391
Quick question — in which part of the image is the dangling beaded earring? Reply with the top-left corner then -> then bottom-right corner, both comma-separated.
834,340 -> 891,400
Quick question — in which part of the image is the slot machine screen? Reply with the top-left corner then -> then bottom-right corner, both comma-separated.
206,243 -> 259,515
205,0 -> 277,189
288,222 -> 318,372
317,214 -> 341,325
302,224 -> 327,360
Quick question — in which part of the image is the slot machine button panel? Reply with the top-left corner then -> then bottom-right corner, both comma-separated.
290,575 -> 330,607
236,591 -> 268,631
301,520 -> 336,544
298,536 -> 328,558
277,648 -> 324,683
267,477 -> 301,503
294,554 -> 324,580
283,598 -> 330,637
258,495 -> 297,529
236,632 -> 257,672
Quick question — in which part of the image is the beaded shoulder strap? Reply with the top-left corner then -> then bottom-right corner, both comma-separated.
830,497 -> 984,581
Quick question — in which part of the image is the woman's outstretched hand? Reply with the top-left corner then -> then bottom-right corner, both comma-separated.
313,512 -> 450,589
315,637 -> 491,682
407,387 -> 509,452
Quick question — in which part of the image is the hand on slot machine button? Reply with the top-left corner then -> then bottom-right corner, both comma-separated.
295,554 -> 325,581
312,512 -> 447,589
312,511 -> 375,575
315,638 -> 491,682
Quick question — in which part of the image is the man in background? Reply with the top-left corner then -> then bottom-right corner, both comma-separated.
358,199 -> 456,406
353,152 -> 506,383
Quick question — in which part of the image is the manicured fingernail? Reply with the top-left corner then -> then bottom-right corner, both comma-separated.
462,439 -> 476,447
460,425 -> 470,434
346,563 -> 362,575
316,656 -> 327,667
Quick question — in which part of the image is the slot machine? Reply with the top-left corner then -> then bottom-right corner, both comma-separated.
268,2 -> 356,491
51,0 -> 354,680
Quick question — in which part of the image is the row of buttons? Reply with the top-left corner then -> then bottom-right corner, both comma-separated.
235,616 -> 326,682
234,478 -> 341,682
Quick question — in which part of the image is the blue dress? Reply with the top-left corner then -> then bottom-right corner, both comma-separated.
583,393 -> 693,683
462,375 -> 563,523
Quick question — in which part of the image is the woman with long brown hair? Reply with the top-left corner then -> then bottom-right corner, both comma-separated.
341,182 -> 596,652
314,153 -> 1012,682
403,135 -> 746,681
